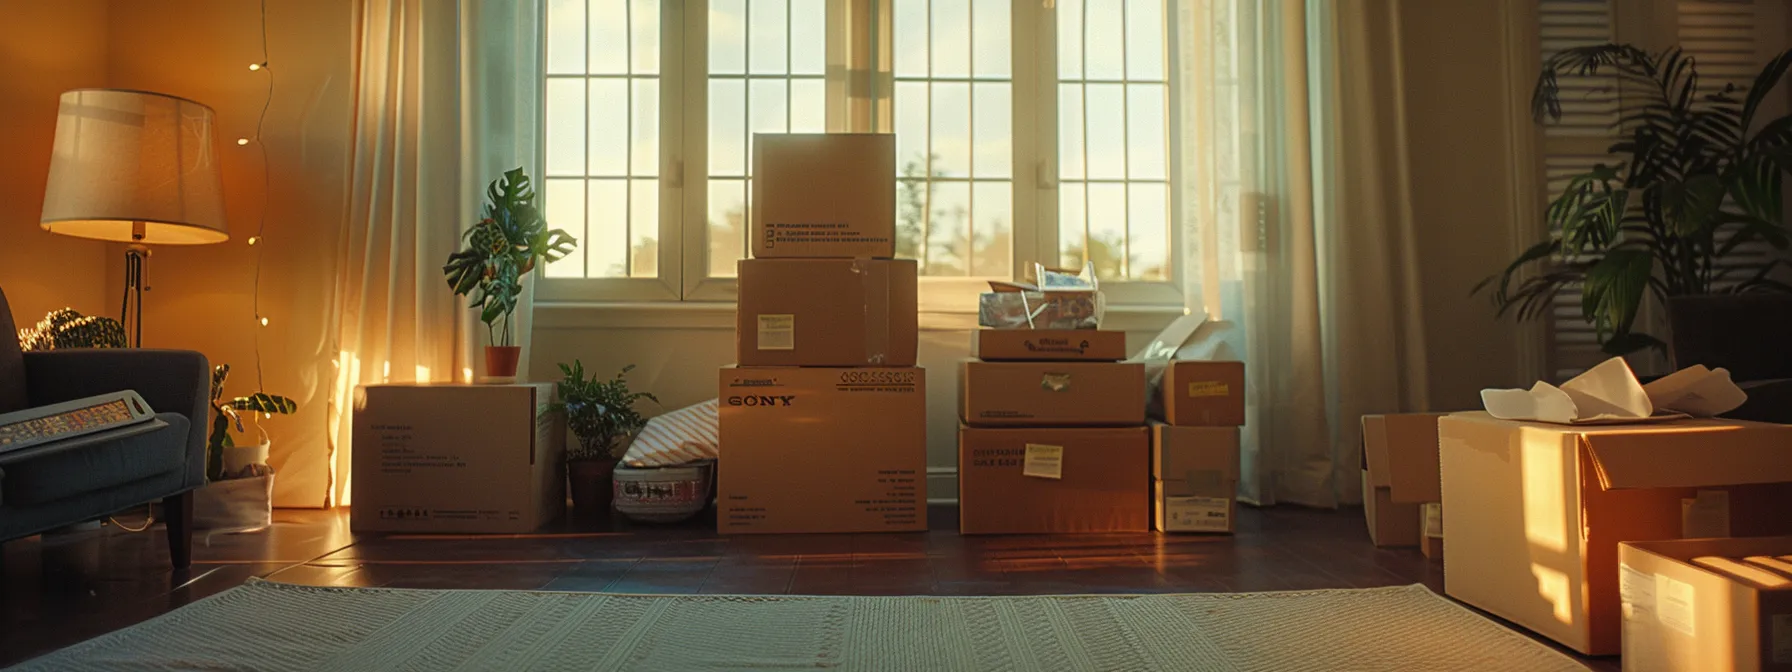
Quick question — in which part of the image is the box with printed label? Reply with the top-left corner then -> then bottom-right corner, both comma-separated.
958,360 -> 1144,427
1360,413 -> 1448,548
718,366 -> 925,534
972,329 -> 1127,362
751,133 -> 896,258
1439,412 -> 1792,655
1151,422 -> 1238,533
351,383 -> 564,534
958,425 -> 1148,534
1619,536 -> 1792,672
1156,360 -> 1245,426
735,258 -> 918,367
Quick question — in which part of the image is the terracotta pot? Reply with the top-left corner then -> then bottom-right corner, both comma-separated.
568,459 -> 617,516
484,345 -> 522,379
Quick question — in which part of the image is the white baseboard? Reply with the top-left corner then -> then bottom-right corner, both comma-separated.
926,466 -> 958,505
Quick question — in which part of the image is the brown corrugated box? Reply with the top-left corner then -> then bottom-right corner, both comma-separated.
1439,411 -> 1792,655
1151,422 -> 1239,534
1420,503 -> 1444,559
973,329 -> 1127,362
735,258 -> 918,367
1360,413 -> 1448,547
958,360 -> 1144,427
1157,361 -> 1245,426
718,366 -> 926,534
751,133 -> 896,259
1619,536 -> 1792,671
351,383 -> 564,534
958,425 -> 1148,534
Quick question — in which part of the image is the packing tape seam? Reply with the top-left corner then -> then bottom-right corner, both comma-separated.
859,258 -> 891,365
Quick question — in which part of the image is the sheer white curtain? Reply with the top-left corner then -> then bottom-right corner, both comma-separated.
322,0 -> 541,507
1176,0 -> 1429,507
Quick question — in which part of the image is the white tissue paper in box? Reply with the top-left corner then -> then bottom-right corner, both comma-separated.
1481,357 -> 1747,424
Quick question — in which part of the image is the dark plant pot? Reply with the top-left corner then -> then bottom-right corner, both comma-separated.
568,459 -> 617,516
485,345 -> 522,379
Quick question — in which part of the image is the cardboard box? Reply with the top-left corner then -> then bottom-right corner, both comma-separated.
751,133 -> 896,258
1151,422 -> 1239,533
958,360 -> 1144,427
958,426 -> 1148,534
1157,360 -> 1246,426
973,329 -> 1127,362
1439,412 -> 1792,655
1620,536 -> 1792,671
1360,413 -> 1448,547
1420,503 -> 1444,559
351,383 -> 564,534
736,258 -> 918,367
717,366 -> 925,534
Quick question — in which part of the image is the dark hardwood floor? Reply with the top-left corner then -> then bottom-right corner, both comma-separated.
0,504 -> 1610,670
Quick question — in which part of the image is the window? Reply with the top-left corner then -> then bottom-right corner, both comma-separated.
539,1 -> 1181,307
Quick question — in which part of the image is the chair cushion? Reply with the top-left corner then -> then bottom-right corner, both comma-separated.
0,413 -> 191,506
0,289 -> 28,414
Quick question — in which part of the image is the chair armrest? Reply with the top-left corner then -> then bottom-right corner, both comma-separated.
22,349 -> 210,461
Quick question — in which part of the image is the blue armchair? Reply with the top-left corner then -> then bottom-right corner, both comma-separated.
0,289 -> 208,568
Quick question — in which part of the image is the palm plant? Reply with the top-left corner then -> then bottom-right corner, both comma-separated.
552,360 -> 657,463
207,364 -> 298,481
1477,44 -> 1792,354
442,168 -> 578,346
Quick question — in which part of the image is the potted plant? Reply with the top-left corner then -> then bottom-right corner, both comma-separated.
1477,44 -> 1792,355
552,360 -> 657,515
442,168 -> 577,378
192,364 -> 298,532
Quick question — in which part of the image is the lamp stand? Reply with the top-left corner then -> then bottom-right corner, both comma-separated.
122,220 -> 150,348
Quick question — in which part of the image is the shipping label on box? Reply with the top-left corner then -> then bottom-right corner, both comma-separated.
1163,496 -> 1232,532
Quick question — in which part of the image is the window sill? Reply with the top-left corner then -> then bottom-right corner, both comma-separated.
533,301 -> 1186,332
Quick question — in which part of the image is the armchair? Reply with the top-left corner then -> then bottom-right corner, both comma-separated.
0,289 -> 208,568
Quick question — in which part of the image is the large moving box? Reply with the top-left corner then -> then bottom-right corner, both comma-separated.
958,426 -> 1149,534
751,133 -> 896,258
1151,422 -> 1239,533
972,329 -> 1127,362
718,366 -> 926,534
1439,412 -> 1792,655
1619,536 -> 1792,671
958,360 -> 1144,427
1360,413 -> 1447,547
351,383 -> 564,534
1155,360 -> 1246,426
735,258 -> 918,367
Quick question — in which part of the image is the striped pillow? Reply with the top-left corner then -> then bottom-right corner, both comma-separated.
621,399 -> 719,467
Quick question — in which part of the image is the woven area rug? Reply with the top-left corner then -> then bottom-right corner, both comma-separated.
12,579 -> 1585,671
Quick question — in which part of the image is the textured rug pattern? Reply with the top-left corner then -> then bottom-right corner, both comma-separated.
11,580 -> 1586,671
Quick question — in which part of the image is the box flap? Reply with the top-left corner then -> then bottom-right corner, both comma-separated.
1361,415 -> 1393,487
1382,413 -> 1446,503
1580,420 -> 1792,490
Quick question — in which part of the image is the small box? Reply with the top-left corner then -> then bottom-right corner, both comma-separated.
1439,412 -> 1792,655
1360,413 -> 1448,547
1619,536 -> 1792,672
958,425 -> 1148,534
973,329 -> 1127,362
1151,422 -> 1239,533
751,133 -> 896,258
1420,503 -> 1444,559
718,366 -> 925,534
1157,361 -> 1245,426
735,258 -> 918,367
351,383 -> 564,534
958,360 -> 1144,427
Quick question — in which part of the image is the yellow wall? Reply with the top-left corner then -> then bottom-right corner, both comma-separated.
0,1 -> 112,323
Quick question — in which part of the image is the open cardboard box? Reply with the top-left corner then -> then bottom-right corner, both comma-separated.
1360,413 -> 1447,547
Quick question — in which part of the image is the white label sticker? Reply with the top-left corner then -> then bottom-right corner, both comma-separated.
1165,496 -> 1231,532
1620,564 -> 1656,620
1656,573 -> 1696,637
757,315 -> 795,350
1773,614 -> 1792,664
1681,489 -> 1730,539
1022,444 -> 1064,480
1423,502 -> 1444,539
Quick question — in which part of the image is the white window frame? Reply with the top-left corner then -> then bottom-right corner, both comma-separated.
536,1 -> 1186,326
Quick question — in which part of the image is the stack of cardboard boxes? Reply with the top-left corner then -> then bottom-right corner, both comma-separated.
957,329 -> 1149,534
717,133 -> 928,535
1148,359 -> 1246,534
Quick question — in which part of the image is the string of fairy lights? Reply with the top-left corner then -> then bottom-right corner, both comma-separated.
242,0 -> 273,395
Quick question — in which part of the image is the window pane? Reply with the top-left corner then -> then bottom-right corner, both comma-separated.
748,79 -> 790,173
1126,84 -> 1165,180
1085,83 -> 1125,179
930,82 -> 970,178
1087,182 -> 1127,280
1058,83 -> 1084,180
711,0 -> 746,74
543,178 -> 586,277
931,0 -> 970,78
708,179 -> 746,277
631,79 -> 660,176
971,181 -> 1012,277
546,79 -> 586,176
632,0 -> 661,75
749,0 -> 789,75
546,0 -> 586,75
896,179 -> 925,260
709,80 -> 746,176
1125,0 -> 1164,81
926,182 -> 971,276
894,81 -> 930,176
630,179 -> 658,277
588,79 -> 628,176
791,0 -> 825,75
1084,0 -> 1125,80
587,179 -> 628,277
972,83 -> 1011,178
1127,183 -> 1167,281
894,0 -> 928,77
971,0 -> 1010,78
589,0 -> 629,75
791,79 -> 825,133
1059,184 -> 1087,270
1057,0 -> 1083,79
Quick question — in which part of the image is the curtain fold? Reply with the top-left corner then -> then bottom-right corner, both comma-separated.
1176,0 -> 1428,507
322,0 -> 540,507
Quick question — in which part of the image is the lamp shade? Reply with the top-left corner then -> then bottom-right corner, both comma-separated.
39,89 -> 229,244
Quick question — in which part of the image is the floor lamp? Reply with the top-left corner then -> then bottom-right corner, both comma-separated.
38,89 -> 229,347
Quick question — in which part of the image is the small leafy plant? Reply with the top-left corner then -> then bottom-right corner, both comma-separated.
553,360 -> 657,463
442,168 -> 577,347
207,364 -> 298,481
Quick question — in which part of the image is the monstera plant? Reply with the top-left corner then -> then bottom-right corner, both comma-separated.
1477,44 -> 1792,354
207,364 -> 298,481
442,168 -> 578,377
